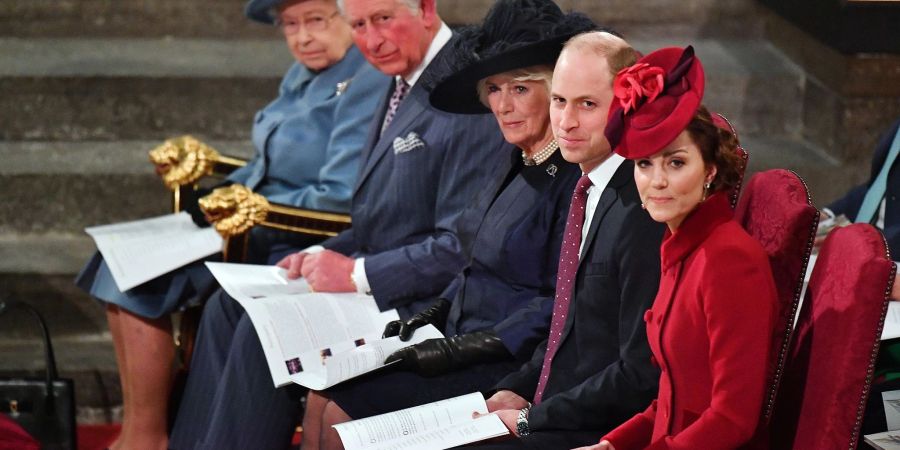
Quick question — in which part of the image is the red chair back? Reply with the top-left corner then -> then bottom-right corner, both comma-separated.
770,224 -> 895,450
712,113 -> 749,208
735,169 -> 819,424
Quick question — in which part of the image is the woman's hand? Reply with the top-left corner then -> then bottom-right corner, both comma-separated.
572,440 -> 616,450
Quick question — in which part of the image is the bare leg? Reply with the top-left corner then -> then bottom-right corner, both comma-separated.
319,400 -> 351,450
114,309 -> 174,450
301,391 -> 331,450
105,305 -> 129,450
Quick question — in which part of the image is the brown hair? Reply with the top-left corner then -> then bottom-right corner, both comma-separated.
685,105 -> 743,194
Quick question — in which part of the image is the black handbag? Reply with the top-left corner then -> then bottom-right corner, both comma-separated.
0,299 -> 77,450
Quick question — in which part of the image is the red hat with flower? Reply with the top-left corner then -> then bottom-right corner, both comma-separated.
604,46 -> 705,159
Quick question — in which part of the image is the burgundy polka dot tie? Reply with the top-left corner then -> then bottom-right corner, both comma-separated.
533,174 -> 593,404
381,79 -> 410,135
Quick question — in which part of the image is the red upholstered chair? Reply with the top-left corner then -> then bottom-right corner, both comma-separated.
712,113 -> 749,208
735,169 -> 819,426
769,224 -> 896,450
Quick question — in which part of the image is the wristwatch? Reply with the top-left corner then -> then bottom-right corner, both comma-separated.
516,407 -> 530,436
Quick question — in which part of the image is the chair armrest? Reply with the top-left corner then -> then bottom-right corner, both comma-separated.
198,184 -> 351,261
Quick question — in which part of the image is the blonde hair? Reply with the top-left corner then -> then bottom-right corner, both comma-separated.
561,31 -> 637,80
475,65 -> 554,108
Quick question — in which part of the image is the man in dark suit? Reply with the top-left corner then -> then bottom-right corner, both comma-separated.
168,0 -> 507,448
471,31 -> 665,449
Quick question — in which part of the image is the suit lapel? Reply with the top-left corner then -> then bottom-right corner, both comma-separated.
578,160 -> 633,270
353,80 -> 395,193
355,82 -> 428,192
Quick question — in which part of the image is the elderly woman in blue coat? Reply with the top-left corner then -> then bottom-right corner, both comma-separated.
74,1 -> 388,448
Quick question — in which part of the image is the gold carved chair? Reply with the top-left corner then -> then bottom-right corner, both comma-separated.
148,135 -> 352,261
148,135 -> 352,369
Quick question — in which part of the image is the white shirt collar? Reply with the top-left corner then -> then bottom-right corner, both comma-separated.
400,22 -> 452,88
586,152 -> 626,191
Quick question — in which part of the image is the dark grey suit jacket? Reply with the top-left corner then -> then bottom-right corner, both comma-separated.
321,41 -> 508,318
495,160 -> 664,434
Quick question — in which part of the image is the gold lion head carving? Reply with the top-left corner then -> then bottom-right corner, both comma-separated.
148,136 -> 220,190
198,184 -> 269,238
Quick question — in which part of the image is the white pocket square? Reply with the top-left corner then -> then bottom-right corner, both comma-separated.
393,132 -> 425,154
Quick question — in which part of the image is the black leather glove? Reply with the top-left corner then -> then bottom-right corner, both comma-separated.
183,180 -> 234,228
384,331 -> 512,377
183,186 -> 212,227
382,298 -> 450,341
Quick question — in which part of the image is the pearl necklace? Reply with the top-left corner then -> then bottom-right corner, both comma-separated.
523,139 -> 559,166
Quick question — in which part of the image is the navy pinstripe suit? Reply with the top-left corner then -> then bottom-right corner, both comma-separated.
168,39 -> 508,450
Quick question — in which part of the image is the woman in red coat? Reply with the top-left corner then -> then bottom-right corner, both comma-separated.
576,46 -> 778,450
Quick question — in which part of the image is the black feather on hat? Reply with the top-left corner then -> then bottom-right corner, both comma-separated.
428,0 -> 599,114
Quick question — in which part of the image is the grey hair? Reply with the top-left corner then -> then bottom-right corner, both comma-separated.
475,65 -> 554,108
337,0 -> 423,15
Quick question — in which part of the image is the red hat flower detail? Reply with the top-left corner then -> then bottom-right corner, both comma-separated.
613,63 -> 665,114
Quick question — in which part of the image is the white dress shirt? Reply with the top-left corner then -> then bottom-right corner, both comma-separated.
580,153 -> 627,259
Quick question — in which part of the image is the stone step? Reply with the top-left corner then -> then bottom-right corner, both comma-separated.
741,135 -> 855,207
0,140 -> 254,237
2,0 -> 765,39
1,36 -> 804,142
0,0 -> 270,39
0,37 -> 288,141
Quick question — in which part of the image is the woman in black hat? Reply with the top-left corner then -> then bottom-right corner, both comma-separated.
295,1 -> 597,448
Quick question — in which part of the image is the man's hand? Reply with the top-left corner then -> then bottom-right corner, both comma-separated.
485,390 -> 529,412
573,441 -> 616,450
276,252 -> 311,280
300,250 -> 356,292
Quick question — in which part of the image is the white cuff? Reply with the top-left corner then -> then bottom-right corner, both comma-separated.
352,258 -> 372,295
302,245 -> 325,254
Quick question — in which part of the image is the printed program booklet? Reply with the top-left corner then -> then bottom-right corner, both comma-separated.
85,212 -> 222,291
205,262 -> 443,388
333,392 -> 510,450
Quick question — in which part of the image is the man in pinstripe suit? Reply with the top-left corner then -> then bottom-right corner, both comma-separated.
168,0 -> 508,448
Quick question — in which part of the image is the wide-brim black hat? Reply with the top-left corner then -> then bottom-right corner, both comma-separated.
245,0 -> 283,24
429,0 -> 597,114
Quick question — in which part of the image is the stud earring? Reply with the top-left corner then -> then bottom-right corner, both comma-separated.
641,203 -> 647,210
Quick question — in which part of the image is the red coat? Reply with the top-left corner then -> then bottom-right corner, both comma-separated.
603,193 -> 777,450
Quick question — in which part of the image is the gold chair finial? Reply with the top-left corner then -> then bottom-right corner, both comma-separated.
199,184 -> 270,238
149,136 -> 221,190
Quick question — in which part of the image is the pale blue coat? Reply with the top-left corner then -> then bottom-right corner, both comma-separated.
76,45 -> 389,318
